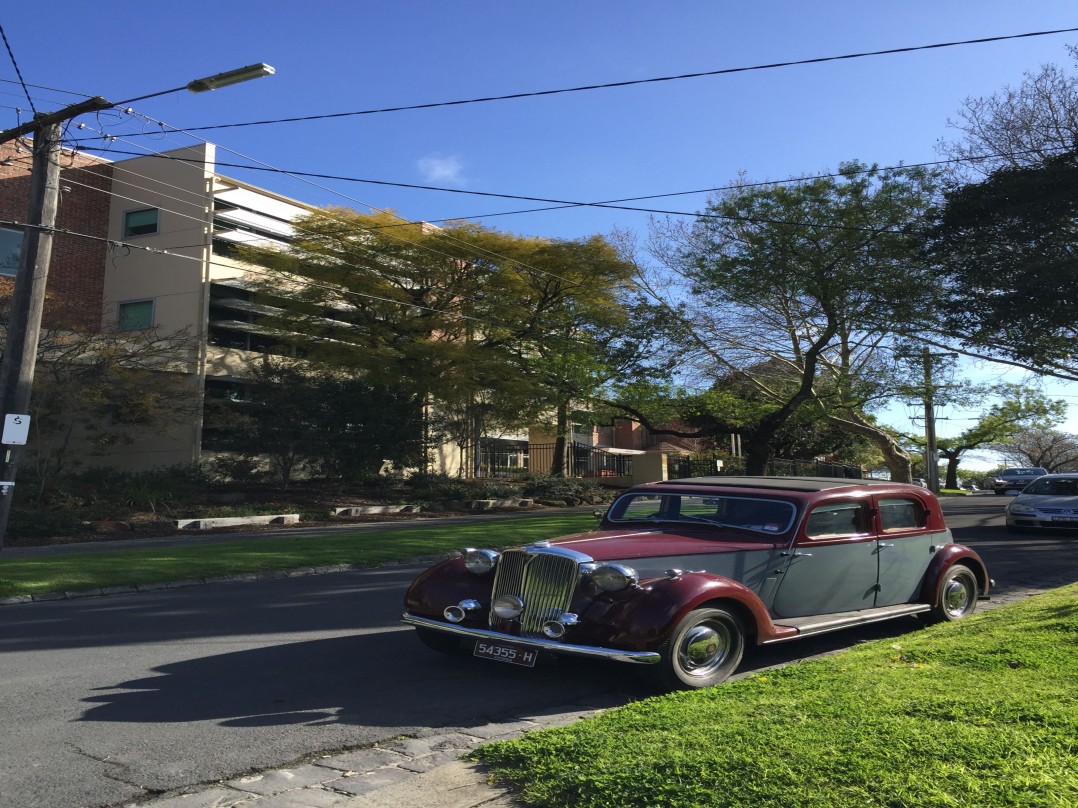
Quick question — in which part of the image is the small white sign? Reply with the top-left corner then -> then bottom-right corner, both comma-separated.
2,414 -> 30,445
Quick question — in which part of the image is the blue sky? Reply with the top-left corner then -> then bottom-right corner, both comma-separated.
2,1 -> 1076,467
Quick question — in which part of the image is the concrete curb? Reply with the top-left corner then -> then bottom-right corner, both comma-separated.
0,556 -> 452,607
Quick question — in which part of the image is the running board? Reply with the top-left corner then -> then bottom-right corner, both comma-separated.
765,603 -> 932,644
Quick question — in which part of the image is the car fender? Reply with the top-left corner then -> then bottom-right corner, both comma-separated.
403,556 -> 492,617
581,572 -> 791,650
920,544 -> 991,602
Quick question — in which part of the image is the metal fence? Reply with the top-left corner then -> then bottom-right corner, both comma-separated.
476,441 -> 633,479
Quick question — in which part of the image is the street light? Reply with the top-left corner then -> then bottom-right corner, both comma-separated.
0,64 -> 274,550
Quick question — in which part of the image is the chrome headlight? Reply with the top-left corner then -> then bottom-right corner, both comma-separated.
1007,502 -> 1036,515
492,594 -> 524,619
590,563 -> 638,592
462,548 -> 499,574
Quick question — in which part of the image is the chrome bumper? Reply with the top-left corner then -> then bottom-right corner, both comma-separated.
402,613 -> 660,664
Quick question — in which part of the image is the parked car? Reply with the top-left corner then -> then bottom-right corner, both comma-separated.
991,467 -> 1048,495
403,477 -> 991,690
1005,473 -> 1078,533
912,478 -> 928,488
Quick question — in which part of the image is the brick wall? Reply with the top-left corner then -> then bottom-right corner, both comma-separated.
0,139 -> 113,330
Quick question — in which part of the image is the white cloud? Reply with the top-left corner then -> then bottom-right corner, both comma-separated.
417,154 -> 465,185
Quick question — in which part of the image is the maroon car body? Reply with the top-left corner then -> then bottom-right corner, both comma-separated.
403,477 -> 991,689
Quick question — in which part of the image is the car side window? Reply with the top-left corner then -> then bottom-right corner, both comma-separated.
878,498 -> 926,531
805,501 -> 869,539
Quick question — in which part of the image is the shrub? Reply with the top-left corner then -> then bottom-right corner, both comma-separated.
520,474 -> 607,505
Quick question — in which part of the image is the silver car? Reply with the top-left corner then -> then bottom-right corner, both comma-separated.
1005,473 -> 1078,533
992,467 -> 1048,495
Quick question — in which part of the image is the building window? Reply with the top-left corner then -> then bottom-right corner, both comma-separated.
0,226 -> 23,276
123,208 -> 159,237
118,300 -> 154,330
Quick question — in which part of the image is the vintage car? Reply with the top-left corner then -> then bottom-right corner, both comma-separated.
402,477 -> 992,690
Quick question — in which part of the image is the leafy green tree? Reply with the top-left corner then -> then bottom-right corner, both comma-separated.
929,152 -> 1078,381
2,317 -> 200,501
237,210 -> 657,476
928,385 -> 1066,488
644,162 -> 941,478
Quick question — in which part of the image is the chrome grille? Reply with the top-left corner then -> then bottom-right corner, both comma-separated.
490,546 -> 590,637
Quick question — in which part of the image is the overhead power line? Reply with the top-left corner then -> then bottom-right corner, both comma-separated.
111,27 -> 1078,133
0,23 -> 36,116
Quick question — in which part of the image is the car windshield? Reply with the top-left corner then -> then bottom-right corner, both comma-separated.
1003,468 -> 1047,477
1022,478 -> 1078,496
607,492 -> 796,535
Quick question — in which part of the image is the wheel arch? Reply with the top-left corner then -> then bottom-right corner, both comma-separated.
920,545 -> 991,604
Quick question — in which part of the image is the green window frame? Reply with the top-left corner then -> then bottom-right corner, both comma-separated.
118,300 -> 154,330
123,208 -> 159,237
0,226 -> 23,276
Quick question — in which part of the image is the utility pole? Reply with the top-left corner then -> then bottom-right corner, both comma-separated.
0,66 -> 273,551
922,348 -> 939,494
0,117 -> 85,549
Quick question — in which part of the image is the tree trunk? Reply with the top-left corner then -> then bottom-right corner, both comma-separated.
549,400 -> 569,477
942,452 -> 960,489
826,411 -> 912,482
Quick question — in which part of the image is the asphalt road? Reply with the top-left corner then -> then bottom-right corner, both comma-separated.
0,496 -> 1074,808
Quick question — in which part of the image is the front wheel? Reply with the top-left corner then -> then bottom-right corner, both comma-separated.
646,607 -> 745,691
932,566 -> 979,622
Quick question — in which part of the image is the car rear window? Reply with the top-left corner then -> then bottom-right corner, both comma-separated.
878,498 -> 927,531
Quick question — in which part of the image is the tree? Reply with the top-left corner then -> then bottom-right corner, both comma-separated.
205,358 -> 425,487
642,162 -> 941,478
0,315 -> 200,501
938,45 -> 1078,177
992,429 -> 1078,473
929,385 -> 1066,488
929,151 -> 1078,381
236,210 -> 657,476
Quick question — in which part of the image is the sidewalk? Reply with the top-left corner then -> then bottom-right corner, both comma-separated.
126,694 -> 635,808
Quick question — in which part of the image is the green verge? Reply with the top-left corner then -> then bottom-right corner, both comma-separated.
0,514 -> 596,597
475,584 -> 1078,808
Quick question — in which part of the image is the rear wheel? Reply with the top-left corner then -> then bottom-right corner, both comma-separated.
932,566 -> 979,622
646,607 -> 745,691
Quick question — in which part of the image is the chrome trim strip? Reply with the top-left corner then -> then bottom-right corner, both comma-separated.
402,613 -> 660,664
765,603 -> 931,643
523,543 -> 594,563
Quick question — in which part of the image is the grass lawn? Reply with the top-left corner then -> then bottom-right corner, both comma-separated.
474,582 -> 1078,808
0,513 -> 597,597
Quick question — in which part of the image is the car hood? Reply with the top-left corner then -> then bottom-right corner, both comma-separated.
544,528 -> 787,562
1013,494 -> 1078,509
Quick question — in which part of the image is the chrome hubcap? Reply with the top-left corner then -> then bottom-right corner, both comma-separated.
944,578 -> 972,615
677,622 -> 730,677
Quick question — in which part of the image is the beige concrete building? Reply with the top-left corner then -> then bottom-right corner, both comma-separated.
93,143 -> 322,470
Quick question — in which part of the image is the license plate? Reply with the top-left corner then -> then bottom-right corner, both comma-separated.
474,640 -> 538,668
1051,516 -> 1078,523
